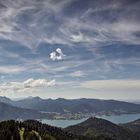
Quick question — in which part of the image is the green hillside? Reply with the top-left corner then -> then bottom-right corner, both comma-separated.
0,120 -> 89,140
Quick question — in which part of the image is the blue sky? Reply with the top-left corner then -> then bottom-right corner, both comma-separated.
0,0 -> 140,100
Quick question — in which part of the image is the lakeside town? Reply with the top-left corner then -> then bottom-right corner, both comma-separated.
42,109 -> 139,120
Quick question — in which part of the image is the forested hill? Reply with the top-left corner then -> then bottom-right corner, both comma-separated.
0,120 -> 85,140
0,119 -> 114,140
1,118 -> 140,140
65,117 -> 136,140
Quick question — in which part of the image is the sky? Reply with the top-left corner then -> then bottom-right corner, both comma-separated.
0,0 -> 140,100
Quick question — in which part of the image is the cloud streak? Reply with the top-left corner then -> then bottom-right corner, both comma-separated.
70,71 -> 86,77
0,65 -> 25,74
80,79 -> 140,90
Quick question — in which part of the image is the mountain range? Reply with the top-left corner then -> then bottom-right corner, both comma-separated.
1,96 -> 140,113
1,96 -> 140,121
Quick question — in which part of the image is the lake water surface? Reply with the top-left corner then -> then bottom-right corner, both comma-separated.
41,113 -> 140,128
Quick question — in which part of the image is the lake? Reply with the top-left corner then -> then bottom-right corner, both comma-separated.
41,113 -> 140,128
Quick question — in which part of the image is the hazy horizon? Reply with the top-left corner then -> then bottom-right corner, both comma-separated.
0,0 -> 140,100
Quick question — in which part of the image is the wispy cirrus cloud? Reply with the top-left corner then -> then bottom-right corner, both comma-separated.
0,0 -> 139,50
0,0 -> 75,49
0,65 -> 25,74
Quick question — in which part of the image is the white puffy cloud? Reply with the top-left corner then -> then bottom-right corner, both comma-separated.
23,78 -> 56,88
50,48 -> 66,61
0,78 -> 56,93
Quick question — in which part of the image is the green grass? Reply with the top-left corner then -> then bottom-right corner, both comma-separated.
19,127 -> 56,140
19,127 -> 25,140
32,130 -> 42,140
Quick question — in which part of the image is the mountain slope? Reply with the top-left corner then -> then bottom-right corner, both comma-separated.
0,96 -> 13,104
121,118 -> 140,132
64,117 -> 136,140
0,102 -> 42,121
0,120 -> 91,140
121,118 -> 140,140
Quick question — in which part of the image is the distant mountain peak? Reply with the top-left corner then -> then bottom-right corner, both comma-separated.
0,96 -> 12,104
79,117 -> 116,127
20,96 -> 43,101
34,96 -> 42,100
56,98 -> 68,101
